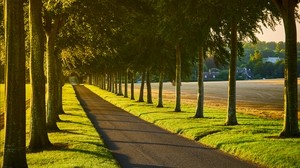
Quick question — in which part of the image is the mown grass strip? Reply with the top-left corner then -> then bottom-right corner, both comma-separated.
0,84 -> 119,168
85,84 -> 300,168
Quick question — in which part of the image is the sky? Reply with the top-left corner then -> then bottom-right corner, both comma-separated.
255,21 -> 300,42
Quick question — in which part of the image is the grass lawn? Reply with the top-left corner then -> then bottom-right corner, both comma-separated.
0,84 -> 119,168
85,84 -> 300,168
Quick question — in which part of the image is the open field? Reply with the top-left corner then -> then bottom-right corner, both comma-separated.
135,78 -> 300,119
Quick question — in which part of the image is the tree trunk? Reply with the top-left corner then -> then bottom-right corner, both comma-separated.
103,74 -> 106,90
111,74 -> 115,93
175,44 -> 181,112
57,57 -> 65,115
157,71 -> 164,108
273,0 -> 299,137
28,0 -> 52,151
46,37 -> 60,130
2,0 -> 28,167
45,15 -> 62,131
124,69 -> 128,98
88,75 -> 92,85
131,71 -> 135,100
108,74 -> 111,91
94,74 -> 97,86
117,72 -> 123,96
225,20 -> 238,125
138,71 -> 145,102
195,47 -> 204,118
109,74 -> 112,91
146,69 -> 153,104
114,73 -> 118,94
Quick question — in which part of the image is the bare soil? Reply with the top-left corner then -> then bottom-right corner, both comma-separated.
136,79 -> 300,119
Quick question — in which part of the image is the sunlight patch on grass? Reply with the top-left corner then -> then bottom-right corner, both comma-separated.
85,84 -> 300,168
25,84 -> 119,168
1,84 -> 119,167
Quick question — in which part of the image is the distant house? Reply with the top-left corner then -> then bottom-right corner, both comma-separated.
204,68 -> 220,80
263,57 -> 282,64
237,67 -> 253,80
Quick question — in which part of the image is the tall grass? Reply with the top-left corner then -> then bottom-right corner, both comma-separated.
86,84 -> 300,168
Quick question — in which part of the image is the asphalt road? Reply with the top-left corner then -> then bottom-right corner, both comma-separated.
74,85 -> 258,168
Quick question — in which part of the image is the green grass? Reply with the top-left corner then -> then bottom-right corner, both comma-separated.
0,84 -> 119,168
85,84 -> 300,168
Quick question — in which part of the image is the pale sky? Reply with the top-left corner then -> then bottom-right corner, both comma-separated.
256,21 -> 300,42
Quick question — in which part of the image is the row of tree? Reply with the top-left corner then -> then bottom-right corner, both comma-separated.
75,0 -> 298,136
73,0 -> 299,137
1,0 -> 299,167
1,0 -> 118,166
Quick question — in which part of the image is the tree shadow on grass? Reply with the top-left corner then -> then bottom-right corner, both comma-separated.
42,142 -> 112,158
188,116 -> 216,120
139,111 -> 191,116
60,119 -> 93,127
27,143 -> 69,153
62,112 -> 85,117
53,129 -> 99,138
76,140 -> 106,148
215,140 -> 257,149
265,135 -> 300,139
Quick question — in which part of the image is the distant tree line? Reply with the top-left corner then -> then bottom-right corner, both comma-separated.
200,41 -> 300,81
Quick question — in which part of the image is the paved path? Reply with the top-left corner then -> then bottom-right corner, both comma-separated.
73,85 -> 258,168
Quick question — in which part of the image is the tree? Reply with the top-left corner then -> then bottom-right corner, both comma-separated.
272,0 -> 299,137
57,59 -> 65,115
157,72 -> 164,107
182,0 -> 223,118
146,69 -> 153,104
225,20 -> 238,125
138,71 -> 145,102
117,72 -> 123,96
43,0 -> 80,131
2,0 -> 28,167
124,69 -> 129,98
28,0 -> 52,150
174,44 -> 182,112
44,11 -> 64,131
213,0 -> 274,125
195,47 -> 205,118
250,50 -> 263,62
130,71 -> 135,100
157,0 -> 221,113
156,0 -> 191,112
